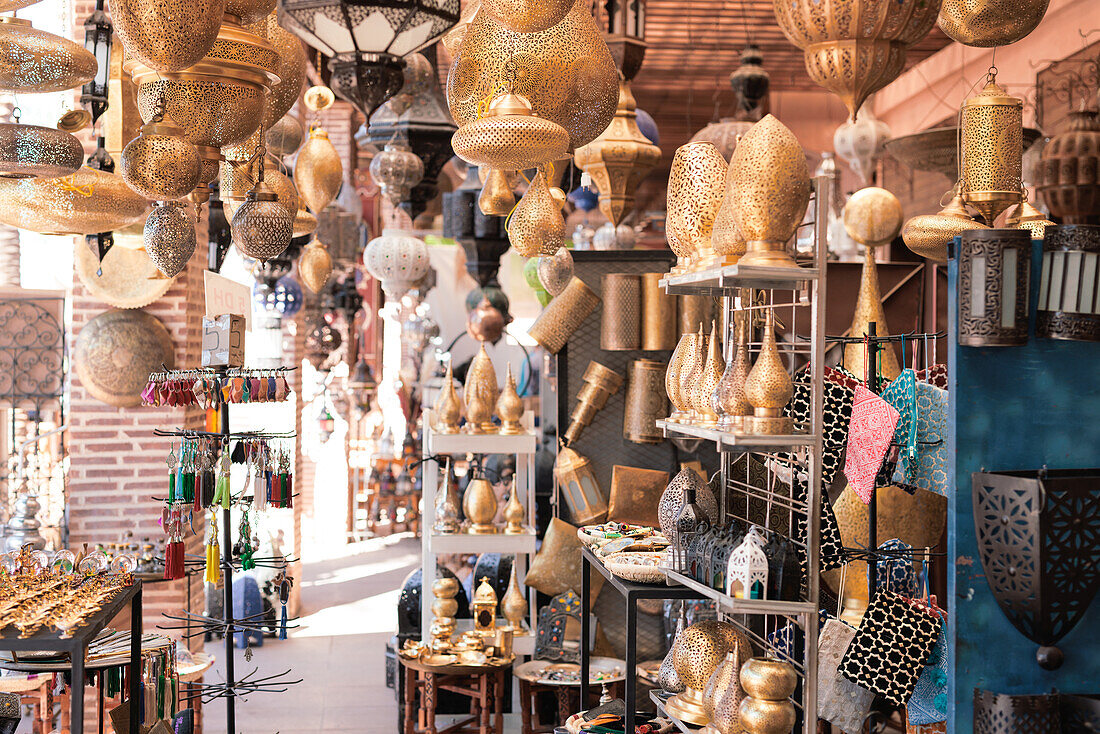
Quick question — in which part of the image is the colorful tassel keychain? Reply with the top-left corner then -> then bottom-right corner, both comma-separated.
166,442 -> 177,503
239,509 -> 255,570
212,442 -> 231,509
163,505 -> 185,580
204,510 -> 220,584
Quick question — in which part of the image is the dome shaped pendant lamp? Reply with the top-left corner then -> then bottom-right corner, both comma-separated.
231,148 -> 294,262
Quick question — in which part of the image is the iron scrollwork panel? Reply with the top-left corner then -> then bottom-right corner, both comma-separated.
0,294 -> 65,410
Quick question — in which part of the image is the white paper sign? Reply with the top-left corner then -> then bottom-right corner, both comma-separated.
204,271 -> 252,331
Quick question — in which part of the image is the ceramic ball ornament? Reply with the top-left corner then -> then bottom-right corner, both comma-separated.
363,229 -> 430,299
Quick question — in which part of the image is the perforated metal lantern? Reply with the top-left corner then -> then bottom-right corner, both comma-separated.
481,0 -> 570,33
121,116 -> 202,200
0,16 -> 98,93
1036,225 -> 1100,342
973,468 -> 1100,668
961,72 -> 1024,226
957,228 -> 1031,347
0,166 -> 150,235
231,177 -> 294,262
452,91 -> 570,172
144,201 -> 196,277
266,115 -> 304,158
665,141 -> 727,273
249,12 -> 307,130
281,0 -> 459,121
295,126 -> 343,213
110,0 -> 225,73
363,229 -> 430,299
508,168 -> 564,258
938,0 -> 1050,48
298,237 -> 333,294
903,191 -> 989,264
368,143 -> 423,206
0,123 -> 82,179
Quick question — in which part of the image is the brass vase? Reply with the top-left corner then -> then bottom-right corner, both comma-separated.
961,72 -> 1023,226
465,392 -> 492,435
496,364 -> 525,435
294,126 -> 343,213
433,363 -> 463,434
502,479 -> 526,534
678,324 -> 707,424
842,187 -> 904,381
738,658 -> 798,734
902,191 -> 988,264
691,321 -> 725,427
702,640 -> 749,734
501,565 -> 528,632
743,310 -> 793,435
433,458 -> 461,534
666,141 -> 728,273
465,344 -> 499,433
463,475 -> 498,534
713,313 -> 752,431
508,168 -> 565,257
666,621 -> 752,727
431,576 -> 460,643
729,115 -> 811,268
666,331 -> 696,422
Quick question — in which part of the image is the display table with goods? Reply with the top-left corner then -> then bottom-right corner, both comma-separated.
0,546 -> 143,734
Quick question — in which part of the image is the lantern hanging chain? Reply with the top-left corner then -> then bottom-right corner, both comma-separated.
738,0 -> 753,46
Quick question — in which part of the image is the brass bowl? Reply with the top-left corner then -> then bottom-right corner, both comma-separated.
0,17 -> 97,93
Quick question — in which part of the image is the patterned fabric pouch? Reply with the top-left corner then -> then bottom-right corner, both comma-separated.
844,385 -> 900,503
907,607 -> 948,725
838,589 -> 942,706
894,382 -> 949,496
880,369 -> 918,484
818,618 -> 876,733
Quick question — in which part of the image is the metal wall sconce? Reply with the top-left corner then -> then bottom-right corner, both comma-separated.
957,228 -> 1031,346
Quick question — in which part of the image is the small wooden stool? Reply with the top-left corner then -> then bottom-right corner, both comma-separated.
401,657 -> 511,734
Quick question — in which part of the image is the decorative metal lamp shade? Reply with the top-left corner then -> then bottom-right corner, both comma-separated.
280,0 -> 459,121
298,237 -> 333,293
961,73 -> 1023,225
1036,225 -> 1100,342
0,167 -> 150,234
0,1 -> 42,9
938,0 -> 1050,48
227,0 -> 277,24
452,91 -> 570,172
110,0 -> 225,73
368,142 -> 423,206
902,191 -> 988,263
553,446 -> 607,526
508,168 -> 564,258
481,0 -> 570,33
973,468 -> 1100,668
267,115 -> 304,158
957,228 -> 1030,347
294,126 -> 343,213
231,180 -> 294,261
144,201 -> 196,277
0,123 -> 82,179
446,0 -> 619,151
729,44 -> 770,115
250,12 -> 308,129
772,0 -> 940,118
363,228 -> 430,299
665,141 -> 727,273
690,118 -> 754,163
1036,109 -> 1100,224
574,80 -> 660,226
120,117 -> 202,200
0,16 -> 98,93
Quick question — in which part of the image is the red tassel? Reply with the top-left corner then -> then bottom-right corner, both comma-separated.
163,540 -> 184,580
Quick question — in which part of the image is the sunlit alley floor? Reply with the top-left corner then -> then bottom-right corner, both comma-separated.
203,534 -> 420,734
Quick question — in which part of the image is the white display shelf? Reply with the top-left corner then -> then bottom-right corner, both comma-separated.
650,690 -> 702,733
656,419 -> 816,453
430,530 -> 537,554
427,427 -> 537,456
663,570 -> 816,617
659,262 -> 818,295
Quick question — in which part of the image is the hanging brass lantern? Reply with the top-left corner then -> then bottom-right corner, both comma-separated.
1036,108 -> 1100,223
222,153 -> 298,221
0,167 -> 150,234
729,114 -> 811,268
225,0 -> 276,25
479,168 -> 515,216
938,0 -> 1050,48
0,122 -> 82,179
231,158 -> 293,262
111,0 -> 225,74
574,80 -> 660,226
447,0 -> 619,151
480,0 -> 571,33
452,90 -> 570,172
902,190 -> 988,263
295,126 -> 343,213
368,143 -> 423,206
121,113 -> 202,200
961,71 -> 1023,226
249,12 -> 307,130
298,238 -> 333,293
267,115 -> 304,158
293,198 -> 318,238
144,201 -> 196,277
666,141 -> 727,274
0,16 -> 97,93
772,0 -> 940,118
1006,200 -> 1055,240
508,168 -> 564,257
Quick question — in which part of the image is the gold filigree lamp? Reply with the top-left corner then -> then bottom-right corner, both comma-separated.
369,143 -> 423,206
144,201 -> 195,277
713,313 -> 752,431
250,12 -> 307,129
843,186 -> 903,380
961,71 -> 1023,225
1007,200 -> 1055,240
0,16 -> 97,93
480,0 -> 571,33
479,168 -> 515,215
730,115 -> 811,268
0,167 -> 150,234
295,126 -> 343,213
691,321 -> 724,427
666,621 -> 750,727
267,115 -> 304,158
298,238 -> 333,293
701,639 -> 749,734
938,0 -> 1050,47
666,141 -> 727,274
574,79 -> 661,226
452,89 -> 570,172
743,310 -> 794,435
563,361 -> 624,445
111,0 -> 224,73
676,325 -> 706,424
665,329 -> 698,422
508,168 -> 564,257
293,198 -> 318,238
902,189 -> 988,263
231,154 -> 293,262
463,473 -> 499,534
0,121 -> 82,179
465,344 -> 500,433
121,110 -> 202,200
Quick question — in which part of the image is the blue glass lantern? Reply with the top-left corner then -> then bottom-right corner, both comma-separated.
569,186 -> 599,213
253,275 -> 303,317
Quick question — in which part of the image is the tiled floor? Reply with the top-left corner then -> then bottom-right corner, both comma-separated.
203,534 -> 421,734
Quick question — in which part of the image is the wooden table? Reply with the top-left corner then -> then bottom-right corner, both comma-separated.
400,657 -> 511,734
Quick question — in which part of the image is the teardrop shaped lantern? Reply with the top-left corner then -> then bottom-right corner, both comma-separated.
833,102 -> 891,185
293,198 -> 318,238
574,80 -> 661,226
0,122 -> 82,179
231,157 -> 293,262
369,143 -> 423,206
447,0 -> 619,150
481,0 -> 571,33
961,71 -> 1023,226
479,168 -> 515,216
144,201 -> 196,277
294,125 -> 343,213
508,168 -> 564,258
743,310 -> 793,435
121,110 -> 202,200
0,16 -> 97,93
299,238 -> 333,293
452,90 -> 570,172
110,0 -> 225,74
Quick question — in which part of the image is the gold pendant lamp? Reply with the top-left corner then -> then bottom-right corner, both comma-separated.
111,0 -> 225,74
0,167 -> 150,235
938,0 -> 1050,47
508,167 -> 565,258
574,79 -> 661,226
0,16 -> 97,93
295,126 -> 343,213
1006,200 -> 1055,240
266,115 -> 304,159
293,197 -> 318,238
902,189 -> 988,263
0,120 -> 82,180
478,168 -> 515,216
452,88 -> 570,172
248,12 -> 307,130
225,0 -> 277,25
231,153 -> 294,262
369,143 -> 423,206
121,108 -> 203,200
961,70 -> 1023,226
298,238 -> 334,293
144,201 -> 196,278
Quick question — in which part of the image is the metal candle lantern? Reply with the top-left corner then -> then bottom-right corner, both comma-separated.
553,446 -> 607,526
641,272 -> 676,350
1036,225 -> 1100,342
80,1 -> 111,123
961,71 -> 1023,226
527,276 -> 601,354
957,228 -> 1031,347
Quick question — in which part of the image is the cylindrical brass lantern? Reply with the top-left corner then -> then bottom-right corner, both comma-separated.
1036,225 -> 1100,342
958,228 -> 1031,347
641,272 -> 677,350
601,273 -> 641,350
679,294 -> 714,335
0,123 -> 82,179
623,359 -> 667,444
665,141 -> 727,274
527,276 -> 600,353
961,72 -> 1023,226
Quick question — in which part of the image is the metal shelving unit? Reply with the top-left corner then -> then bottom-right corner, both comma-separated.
421,410 -> 538,655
